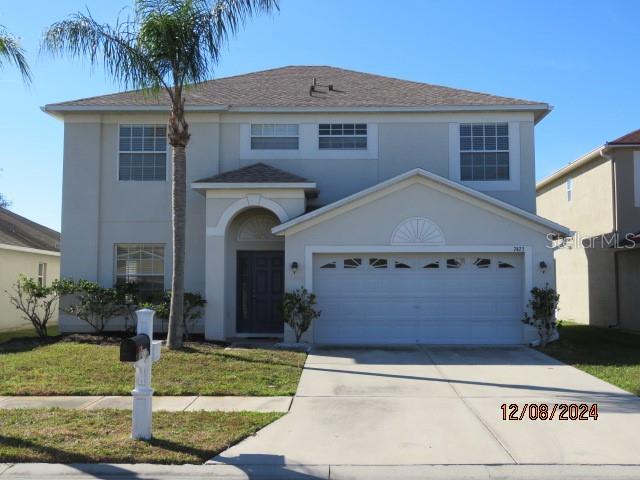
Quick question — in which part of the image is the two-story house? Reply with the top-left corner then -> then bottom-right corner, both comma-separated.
45,66 -> 567,344
537,129 -> 640,332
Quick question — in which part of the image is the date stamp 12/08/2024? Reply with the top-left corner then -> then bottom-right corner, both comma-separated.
501,403 -> 599,421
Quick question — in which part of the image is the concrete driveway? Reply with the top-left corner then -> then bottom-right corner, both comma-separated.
212,345 -> 640,470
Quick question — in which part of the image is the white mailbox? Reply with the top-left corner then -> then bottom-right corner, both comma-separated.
129,308 -> 162,440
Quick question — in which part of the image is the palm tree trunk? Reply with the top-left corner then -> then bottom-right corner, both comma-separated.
167,143 -> 186,348
167,96 -> 189,350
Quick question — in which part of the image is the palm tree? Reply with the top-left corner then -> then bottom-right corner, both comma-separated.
42,0 -> 278,349
0,25 -> 32,84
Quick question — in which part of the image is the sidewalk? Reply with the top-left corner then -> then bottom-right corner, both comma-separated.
2,463 -> 640,479
0,395 -> 292,412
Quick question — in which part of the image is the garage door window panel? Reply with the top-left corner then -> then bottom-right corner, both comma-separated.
446,257 -> 465,269
369,258 -> 388,269
423,260 -> 440,269
474,257 -> 491,269
343,258 -> 362,269
394,260 -> 412,269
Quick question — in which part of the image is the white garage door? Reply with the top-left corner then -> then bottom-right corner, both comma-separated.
313,253 -> 524,345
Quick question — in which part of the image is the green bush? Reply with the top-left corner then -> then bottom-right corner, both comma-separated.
281,287 -> 321,343
64,280 -> 124,334
141,291 -> 206,340
6,276 -> 75,337
522,284 -> 560,346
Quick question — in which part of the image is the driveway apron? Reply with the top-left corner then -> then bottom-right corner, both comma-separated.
211,345 -> 640,466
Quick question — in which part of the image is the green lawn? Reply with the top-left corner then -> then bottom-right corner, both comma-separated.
541,321 -> 640,396
0,339 -> 306,396
0,408 -> 281,464
0,325 -> 59,344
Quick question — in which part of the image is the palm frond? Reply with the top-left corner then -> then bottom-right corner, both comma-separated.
41,11 -> 166,93
0,26 -> 32,84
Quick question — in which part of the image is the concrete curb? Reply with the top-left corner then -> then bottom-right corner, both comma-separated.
0,396 -> 293,413
2,463 -> 640,479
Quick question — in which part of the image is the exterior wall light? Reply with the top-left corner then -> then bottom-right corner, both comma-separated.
539,261 -> 548,272
291,261 -> 299,274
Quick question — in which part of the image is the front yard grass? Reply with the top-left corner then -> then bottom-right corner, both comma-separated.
0,408 -> 281,464
0,325 -> 59,344
541,321 -> 640,396
0,338 -> 306,396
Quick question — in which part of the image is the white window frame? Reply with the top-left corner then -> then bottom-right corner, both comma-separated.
459,123 -> 510,181
239,122 -> 378,160
114,243 -> 166,295
37,262 -> 47,287
117,124 -> 168,182
318,123 -> 368,150
449,121 -> 520,191
566,177 -> 573,202
250,124 -> 299,150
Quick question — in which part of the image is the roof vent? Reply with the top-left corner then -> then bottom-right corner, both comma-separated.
309,77 -> 337,96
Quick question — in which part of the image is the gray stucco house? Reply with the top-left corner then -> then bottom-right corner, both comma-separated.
537,129 -> 640,332
45,66 -> 568,344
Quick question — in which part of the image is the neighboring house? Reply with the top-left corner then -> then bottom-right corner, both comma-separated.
44,66 -> 568,344
537,129 -> 640,332
0,207 -> 61,331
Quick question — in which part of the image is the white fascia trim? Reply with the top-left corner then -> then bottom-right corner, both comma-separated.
192,182 -> 316,190
536,143 -> 640,191
536,145 -> 605,191
0,243 -> 60,256
44,102 -> 550,117
273,168 -> 570,236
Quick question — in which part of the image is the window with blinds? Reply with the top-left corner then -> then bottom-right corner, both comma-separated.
119,125 -> 167,181
319,123 -> 367,150
460,123 -> 509,181
251,124 -> 299,150
115,244 -> 165,298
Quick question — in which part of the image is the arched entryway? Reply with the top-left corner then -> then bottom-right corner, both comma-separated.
225,208 -> 285,338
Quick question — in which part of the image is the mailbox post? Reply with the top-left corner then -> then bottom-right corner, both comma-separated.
119,308 -> 161,440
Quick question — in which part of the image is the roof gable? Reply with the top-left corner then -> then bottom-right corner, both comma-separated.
193,162 -> 312,184
45,66 -> 548,115
273,169 -> 569,236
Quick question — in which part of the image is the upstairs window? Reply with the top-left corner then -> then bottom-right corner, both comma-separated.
115,244 -> 165,299
319,123 -> 367,150
251,124 -> 299,150
119,125 -> 167,181
566,177 -> 573,202
460,123 -> 509,181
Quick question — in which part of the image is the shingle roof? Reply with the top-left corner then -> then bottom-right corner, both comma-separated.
194,163 -> 312,184
608,128 -> 640,145
46,66 -> 545,110
0,208 -> 60,252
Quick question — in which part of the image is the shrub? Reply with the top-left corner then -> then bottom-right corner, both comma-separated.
522,284 -> 560,346
281,287 -> 321,343
142,291 -> 206,340
6,276 -> 75,337
114,282 -> 140,334
65,280 -> 124,334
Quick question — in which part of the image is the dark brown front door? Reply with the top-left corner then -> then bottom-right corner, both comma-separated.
236,251 -> 285,334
